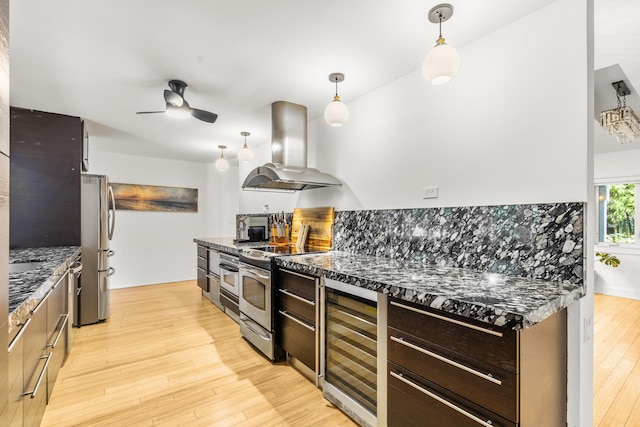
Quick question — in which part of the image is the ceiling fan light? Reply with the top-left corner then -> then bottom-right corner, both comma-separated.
324,98 -> 349,127
422,42 -> 460,85
166,104 -> 191,119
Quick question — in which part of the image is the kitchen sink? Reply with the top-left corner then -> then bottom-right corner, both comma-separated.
9,260 -> 45,274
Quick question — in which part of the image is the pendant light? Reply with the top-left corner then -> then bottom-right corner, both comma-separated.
215,145 -> 229,171
237,131 -> 253,162
422,3 -> 460,85
324,72 -> 349,127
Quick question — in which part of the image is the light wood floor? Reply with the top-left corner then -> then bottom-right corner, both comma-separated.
594,293 -> 640,426
41,280 -> 356,427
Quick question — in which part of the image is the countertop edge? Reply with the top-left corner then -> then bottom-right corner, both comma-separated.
8,247 -> 81,335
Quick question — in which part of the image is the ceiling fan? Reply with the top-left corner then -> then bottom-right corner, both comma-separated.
136,79 -> 218,123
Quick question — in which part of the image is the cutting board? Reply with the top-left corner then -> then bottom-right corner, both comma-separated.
291,206 -> 335,250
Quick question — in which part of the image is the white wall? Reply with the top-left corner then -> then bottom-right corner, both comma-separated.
238,0 -> 594,424
242,3 -> 589,212
89,151 -> 233,289
594,148 -> 640,299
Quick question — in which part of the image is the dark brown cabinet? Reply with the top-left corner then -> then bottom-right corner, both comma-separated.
276,269 -> 318,379
196,245 -> 208,292
22,295 -> 47,427
9,107 -> 83,249
387,297 -> 567,427
45,275 -> 69,402
8,272 -> 69,427
195,245 -> 222,310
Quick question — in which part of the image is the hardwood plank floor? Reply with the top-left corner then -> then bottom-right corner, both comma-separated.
594,293 -> 640,426
41,280 -> 356,427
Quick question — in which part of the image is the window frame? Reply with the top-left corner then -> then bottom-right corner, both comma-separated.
594,176 -> 640,250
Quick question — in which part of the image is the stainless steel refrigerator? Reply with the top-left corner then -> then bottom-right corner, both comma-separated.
79,174 -> 116,325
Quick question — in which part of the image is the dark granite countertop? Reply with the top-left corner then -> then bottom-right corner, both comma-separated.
275,251 -> 583,330
9,246 -> 81,334
194,238 -> 584,330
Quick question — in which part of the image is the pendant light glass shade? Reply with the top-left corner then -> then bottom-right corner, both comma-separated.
324,96 -> 349,127
422,4 -> 460,85
237,131 -> 253,162
215,145 -> 229,172
422,40 -> 460,85
325,73 -> 348,127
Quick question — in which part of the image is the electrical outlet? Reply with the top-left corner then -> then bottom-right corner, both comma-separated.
423,186 -> 438,199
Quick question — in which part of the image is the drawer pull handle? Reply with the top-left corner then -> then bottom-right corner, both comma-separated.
48,313 -> 70,349
390,371 -> 495,427
279,310 -> 315,332
8,318 -> 32,352
390,336 -> 502,386
23,353 -> 52,399
282,269 -> 317,281
280,289 -> 315,306
390,301 -> 503,338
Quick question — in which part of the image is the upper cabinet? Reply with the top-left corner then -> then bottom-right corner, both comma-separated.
10,107 -> 83,249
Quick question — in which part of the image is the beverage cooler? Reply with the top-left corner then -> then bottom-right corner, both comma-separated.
321,278 -> 387,427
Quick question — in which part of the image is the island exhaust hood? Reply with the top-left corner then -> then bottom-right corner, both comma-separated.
242,101 -> 342,192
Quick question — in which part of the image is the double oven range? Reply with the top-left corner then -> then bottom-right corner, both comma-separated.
238,245 -> 322,361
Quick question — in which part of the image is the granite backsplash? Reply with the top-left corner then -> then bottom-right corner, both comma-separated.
333,203 -> 584,284
238,202 -> 585,284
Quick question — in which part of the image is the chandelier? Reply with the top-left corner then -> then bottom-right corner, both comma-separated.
600,80 -> 640,144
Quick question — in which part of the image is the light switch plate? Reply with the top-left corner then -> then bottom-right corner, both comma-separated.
423,186 -> 438,199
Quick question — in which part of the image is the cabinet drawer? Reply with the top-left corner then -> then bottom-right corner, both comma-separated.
197,245 -> 207,258
8,335 -> 24,427
24,305 -> 47,376
279,290 -> 315,324
278,269 -> 316,302
388,363 -> 516,427
388,298 -> 517,373
278,310 -> 315,370
197,255 -> 207,270
388,328 -> 517,422
48,326 -> 68,402
197,267 -> 209,292
23,353 -> 49,427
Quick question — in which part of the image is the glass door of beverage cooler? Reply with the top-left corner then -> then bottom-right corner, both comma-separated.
323,279 -> 379,427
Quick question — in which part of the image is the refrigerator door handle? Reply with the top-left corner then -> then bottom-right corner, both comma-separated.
108,185 -> 116,240
107,267 -> 116,277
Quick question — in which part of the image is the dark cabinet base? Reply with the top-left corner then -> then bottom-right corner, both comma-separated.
388,363 -> 515,427
278,312 -> 315,370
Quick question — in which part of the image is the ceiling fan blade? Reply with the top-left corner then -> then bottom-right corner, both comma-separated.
136,110 -> 166,114
164,89 -> 183,107
191,108 -> 218,123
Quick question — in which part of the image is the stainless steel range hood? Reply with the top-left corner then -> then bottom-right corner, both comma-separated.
242,101 -> 341,192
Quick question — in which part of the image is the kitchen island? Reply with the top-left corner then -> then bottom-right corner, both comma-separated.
196,236 -> 579,426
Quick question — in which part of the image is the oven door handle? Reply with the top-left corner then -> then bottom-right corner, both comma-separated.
244,269 -> 270,280
219,264 -> 239,273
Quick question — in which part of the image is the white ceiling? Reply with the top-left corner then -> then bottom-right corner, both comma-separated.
8,0 -> 638,163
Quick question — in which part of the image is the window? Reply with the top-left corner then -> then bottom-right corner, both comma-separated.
597,182 -> 637,244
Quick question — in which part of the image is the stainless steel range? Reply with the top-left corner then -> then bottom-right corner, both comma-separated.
238,245 -> 324,361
